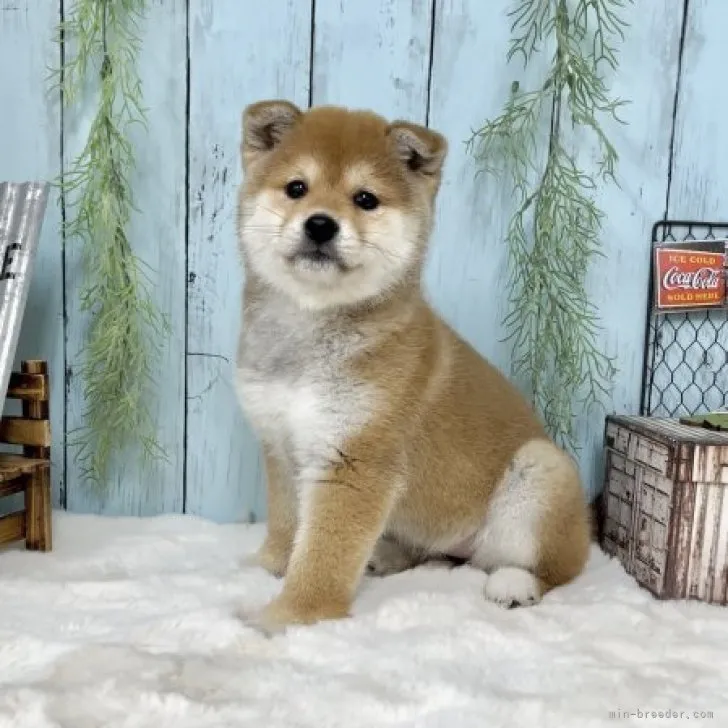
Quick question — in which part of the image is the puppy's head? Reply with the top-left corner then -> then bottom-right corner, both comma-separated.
238,100 -> 447,310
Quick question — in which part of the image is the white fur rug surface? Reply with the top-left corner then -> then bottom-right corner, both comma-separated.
0,512 -> 725,728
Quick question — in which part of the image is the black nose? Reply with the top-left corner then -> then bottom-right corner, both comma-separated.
304,214 -> 339,245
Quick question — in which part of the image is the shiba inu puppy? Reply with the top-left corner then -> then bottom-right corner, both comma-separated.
235,100 -> 590,632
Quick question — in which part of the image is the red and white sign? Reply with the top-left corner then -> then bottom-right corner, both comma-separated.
655,247 -> 726,310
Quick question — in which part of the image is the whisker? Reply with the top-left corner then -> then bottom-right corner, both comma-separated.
359,237 -> 410,264
240,217 -> 413,266
256,204 -> 287,222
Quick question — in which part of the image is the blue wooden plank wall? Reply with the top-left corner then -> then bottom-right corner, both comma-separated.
0,0 -> 719,521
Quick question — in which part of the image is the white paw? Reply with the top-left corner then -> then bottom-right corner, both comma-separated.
484,567 -> 541,608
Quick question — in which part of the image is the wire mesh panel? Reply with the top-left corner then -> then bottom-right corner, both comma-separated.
641,221 -> 728,417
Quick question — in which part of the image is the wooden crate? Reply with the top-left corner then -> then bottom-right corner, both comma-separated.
0,360 -> 52,551
600,414 -> 728,604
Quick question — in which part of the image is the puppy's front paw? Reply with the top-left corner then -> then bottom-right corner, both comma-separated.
246,541 -> 290,578
238,595 -> 350,636
236,604 -> 289,638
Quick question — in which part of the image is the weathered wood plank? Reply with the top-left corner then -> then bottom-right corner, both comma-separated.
312,0 -> 434,118
0,417 -> 51,448
429,1 -> 683,500
426,0 -> 550,382
25,463 -> 52,550
566,0 -> 684,498
185,0 -> 312,522
659,0 -> 728,425
0,480 -> 25,498
0,0 -> 64,508
7,373 -> 48,402
0,511 -> 26,545
21,360 -> 49,461
668,0 -> 728,220
0,454 -> 48,486
64,0 -> 186,515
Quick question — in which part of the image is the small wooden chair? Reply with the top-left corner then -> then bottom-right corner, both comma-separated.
0,360 -> 52,551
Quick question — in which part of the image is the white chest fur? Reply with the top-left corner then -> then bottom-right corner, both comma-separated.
235,299 -> 375,484
236,375 -> 364,474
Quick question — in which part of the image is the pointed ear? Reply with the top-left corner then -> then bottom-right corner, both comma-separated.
387,121 -> 447,176
241,100 -> 302,170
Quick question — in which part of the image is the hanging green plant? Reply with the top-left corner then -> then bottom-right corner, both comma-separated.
54,0 -> 166,483
468,0 -> 626,450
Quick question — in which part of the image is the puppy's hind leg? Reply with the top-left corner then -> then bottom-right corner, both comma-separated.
471,439 -> 590,608
367,534 -> 426,576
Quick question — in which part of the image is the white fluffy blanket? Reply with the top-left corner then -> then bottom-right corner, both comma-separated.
0,513 -> 725,727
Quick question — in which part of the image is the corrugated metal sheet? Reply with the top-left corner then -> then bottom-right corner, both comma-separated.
0,181 -> 49,406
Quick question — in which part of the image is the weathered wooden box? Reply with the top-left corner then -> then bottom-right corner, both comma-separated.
600,414 -> 728,604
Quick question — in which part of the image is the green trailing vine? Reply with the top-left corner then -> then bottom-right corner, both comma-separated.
468,0 -> 627,450
55,0 -> 166,483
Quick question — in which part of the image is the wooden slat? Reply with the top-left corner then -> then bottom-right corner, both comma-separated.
25,465 -> 51,551
21,360 -> 49,460
0,417 -> 51,448
0,454 -> 49,484
0,479 -> 26,498
64,2 -> 186,516
185,0 -> 312,521
0,512 -> 26,545
662,0 -> 728,418
6,373 -> 48,402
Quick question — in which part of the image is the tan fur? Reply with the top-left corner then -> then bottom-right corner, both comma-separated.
235,101 -> 590,632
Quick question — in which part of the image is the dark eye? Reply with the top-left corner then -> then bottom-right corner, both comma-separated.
353,190 -> 379,211
285,180 -> 307,199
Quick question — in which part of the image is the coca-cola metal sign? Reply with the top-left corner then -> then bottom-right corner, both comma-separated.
654,240 -> 727,312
